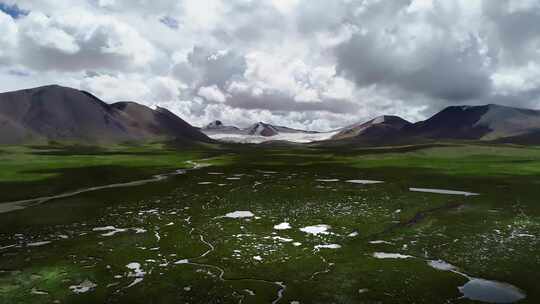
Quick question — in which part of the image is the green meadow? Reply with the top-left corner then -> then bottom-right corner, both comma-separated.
0,143 -> 539,303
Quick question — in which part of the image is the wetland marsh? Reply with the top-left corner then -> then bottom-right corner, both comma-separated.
0,144 -> 539,303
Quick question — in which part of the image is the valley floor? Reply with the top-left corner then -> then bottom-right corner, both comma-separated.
0,143 -> 539,303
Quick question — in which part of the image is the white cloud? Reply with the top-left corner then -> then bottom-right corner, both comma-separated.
81,74 -> 184,104
198,85 -> 227,103
0,11 -> 18,59
20,12 -> 80,54
0,0 -> 540,131
492,62 -> 540,95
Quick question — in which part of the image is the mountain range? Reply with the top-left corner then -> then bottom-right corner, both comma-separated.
202,121 -> 319,137
1,85 -> 540,145
0,85 -> 211,145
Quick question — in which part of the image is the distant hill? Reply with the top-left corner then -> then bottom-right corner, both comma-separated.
5,85 -> 539,146
402,104 -> 540,141
202,120 -> 240,133
332,115 -> 411,141
0,85 -> 211,144
326,104 -> 540,145
201,120 -> 321,138
245,122 -> 279,136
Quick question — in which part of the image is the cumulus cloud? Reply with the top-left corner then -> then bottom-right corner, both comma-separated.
0,0 -> 539,130
0,10 -> 18,61
198,85 -> 227,103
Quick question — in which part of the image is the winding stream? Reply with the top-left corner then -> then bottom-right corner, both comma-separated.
174,228 -> 287,303
0,160 -> 211,214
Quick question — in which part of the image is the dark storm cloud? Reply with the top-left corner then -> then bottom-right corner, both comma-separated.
227,91 -> 357,114
335,31 -> 492,102
482,2 -> 540,65
332,0 -> 497,106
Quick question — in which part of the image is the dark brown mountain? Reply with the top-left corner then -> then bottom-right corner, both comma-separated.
401,104 -> 540,141
325,104 -> 540,145
0,85 -> 211,144
331,115 -> 411,141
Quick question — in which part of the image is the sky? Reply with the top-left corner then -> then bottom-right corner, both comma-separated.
0,0 -> 539,130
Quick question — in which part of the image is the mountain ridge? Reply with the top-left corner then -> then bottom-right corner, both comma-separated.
2,85 -> 540,145
0,85 -> 211,144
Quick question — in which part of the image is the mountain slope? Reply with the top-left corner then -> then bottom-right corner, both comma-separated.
403,104 -> 540,141
202,120 -> 241,133
332,115 -> 411,141
0,85 -> 211,144
245,122 -> 279,137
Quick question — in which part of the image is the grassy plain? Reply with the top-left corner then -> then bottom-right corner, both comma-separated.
0,143 -> 539,303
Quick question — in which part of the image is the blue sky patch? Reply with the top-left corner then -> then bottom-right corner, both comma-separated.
160,16 -> 179,29
0,2 -> 28,19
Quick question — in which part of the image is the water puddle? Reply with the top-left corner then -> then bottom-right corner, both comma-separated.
426,260 -> 526,303
459,278 -> 526,303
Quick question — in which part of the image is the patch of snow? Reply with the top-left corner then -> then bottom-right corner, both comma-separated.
92,226 -> 128,237
272,236 -> 293,242
346,179 -> 383,184
220,211 -> 255,219
127,262 -> 145,277
373,252 -> 412,259
358,288 -> 369,294
27,241 -> 51,247
316,179 -> 339,182
348,231 -> 359,237
253,255 -> 263,261
369,240 -> 392,245
133,228 -> 147,234
427,260 -> 458,271
274,222 -> 292,230
174,259 -> 189,264
69,280 -> 97,294
205,131 -> 339,144
409,187 -> 479,196
300,224 -> 331,235
372,116 -> 386,124
314,244 -> 341,250
244,289 -> 256,296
